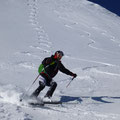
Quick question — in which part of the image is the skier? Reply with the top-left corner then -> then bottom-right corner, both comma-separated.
31,50 -> 77,101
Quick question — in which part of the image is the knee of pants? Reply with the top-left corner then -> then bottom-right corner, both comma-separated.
51,82 -> 57,88
39,81 -> 45,88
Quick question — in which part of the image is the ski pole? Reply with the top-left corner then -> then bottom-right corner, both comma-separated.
66,77 -> 75,88
20,74 -> 40,102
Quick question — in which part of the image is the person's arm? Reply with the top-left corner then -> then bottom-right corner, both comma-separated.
59,62 -> 77,77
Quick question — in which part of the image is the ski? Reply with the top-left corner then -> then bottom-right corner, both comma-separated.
29,101 -> 62,107
29,102 -> 45,106
43,101 -> 62,104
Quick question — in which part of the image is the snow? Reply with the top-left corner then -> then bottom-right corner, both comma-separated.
0,0 -> 120,119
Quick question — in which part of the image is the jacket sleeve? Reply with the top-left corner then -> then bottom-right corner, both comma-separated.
59,62 -> 73,76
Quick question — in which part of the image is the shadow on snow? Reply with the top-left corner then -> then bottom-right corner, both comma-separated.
60,96 -> 120,104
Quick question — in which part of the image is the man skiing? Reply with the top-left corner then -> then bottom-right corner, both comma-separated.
31,50 -> 77,101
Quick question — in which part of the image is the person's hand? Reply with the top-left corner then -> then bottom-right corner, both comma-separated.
72,73 -> 77,78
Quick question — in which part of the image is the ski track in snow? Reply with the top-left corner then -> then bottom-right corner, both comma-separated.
52,0 -> 120,55
13,0 -> 53,70
27,0 -> 52,53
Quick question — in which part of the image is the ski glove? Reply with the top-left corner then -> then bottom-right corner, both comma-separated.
72,73 -> 77,78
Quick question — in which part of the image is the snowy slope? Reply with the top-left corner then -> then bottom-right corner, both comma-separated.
0,0 -> 120,120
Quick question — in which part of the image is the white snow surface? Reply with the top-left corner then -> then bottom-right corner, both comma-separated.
0,0 -> 120,119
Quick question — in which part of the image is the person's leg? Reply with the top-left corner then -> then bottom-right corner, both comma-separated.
31,76 -> 46,98
45,81 -> 57,98
31,81 -> 45,98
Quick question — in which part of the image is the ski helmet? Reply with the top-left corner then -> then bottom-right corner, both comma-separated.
55,50 -> 64,57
